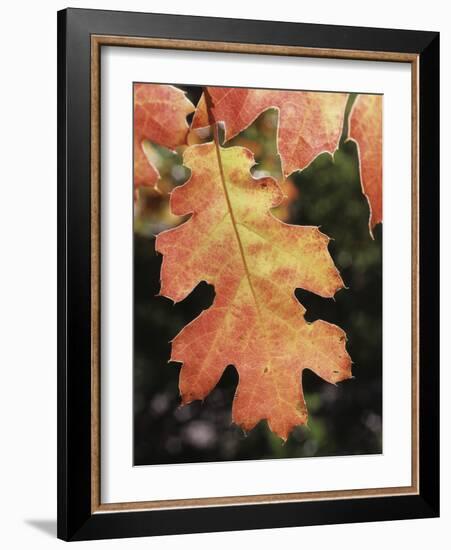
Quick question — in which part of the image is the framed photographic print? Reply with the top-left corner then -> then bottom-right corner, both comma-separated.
57,8 -> 439,541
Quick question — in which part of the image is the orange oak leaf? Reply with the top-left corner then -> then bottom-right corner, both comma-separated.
156,141 -> 352,441
134,83 -> 194,193
347,94 -> 383,234
191,87 -> 348,177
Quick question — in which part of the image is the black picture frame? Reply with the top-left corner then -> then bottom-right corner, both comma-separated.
57,7 -> 439,541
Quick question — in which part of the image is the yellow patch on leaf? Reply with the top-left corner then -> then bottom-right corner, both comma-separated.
156,142 -> 352,441
191,87 -> 348,177
348,94 -> 383,233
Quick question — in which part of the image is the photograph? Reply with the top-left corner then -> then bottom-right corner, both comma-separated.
54,7 -> 440,541
133,83 -> 383,466
0,1 -> 445,548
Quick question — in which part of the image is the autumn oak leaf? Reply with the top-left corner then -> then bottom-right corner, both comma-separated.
156,141 -> 352,441
191,87 -> 348,177
134,83 -> 194,193
347,94 -> 383,234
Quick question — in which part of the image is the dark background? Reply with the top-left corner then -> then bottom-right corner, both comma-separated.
133,86 -> 382,466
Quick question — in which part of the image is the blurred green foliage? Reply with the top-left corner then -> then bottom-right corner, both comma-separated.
134,87 -> 382,465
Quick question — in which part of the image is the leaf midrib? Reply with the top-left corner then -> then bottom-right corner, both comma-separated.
210,135 -> 262,319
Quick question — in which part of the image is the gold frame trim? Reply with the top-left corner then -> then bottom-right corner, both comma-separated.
90,35 -> 419,514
